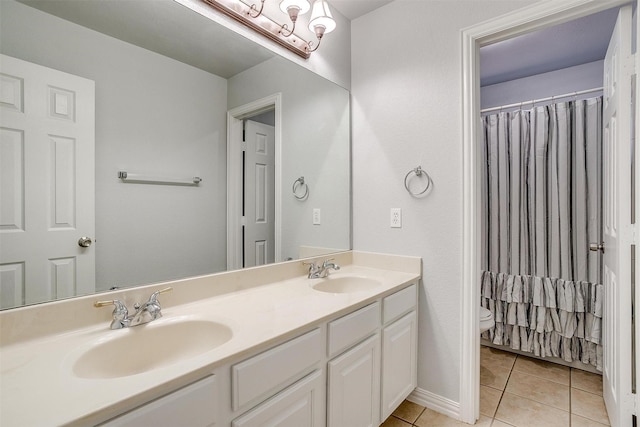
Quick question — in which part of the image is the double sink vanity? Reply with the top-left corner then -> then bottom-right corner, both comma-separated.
0,251 -> 421,426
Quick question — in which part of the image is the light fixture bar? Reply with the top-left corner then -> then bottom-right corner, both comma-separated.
202,0 -> 311,59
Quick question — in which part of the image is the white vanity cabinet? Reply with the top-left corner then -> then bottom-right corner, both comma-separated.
327,302 -> 381,427
381,285 -> 418,421
230,328 -> 325,427
326,283 -> 418,427
231,370 -> 324,427
101,283 -> 418,427
100,375 -> 218,427
231,328 -> 323,412
327,334 -> 381,427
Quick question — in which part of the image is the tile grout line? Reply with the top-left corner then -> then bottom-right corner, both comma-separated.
488,349 -> 609,427
569,367 -> 572,427
412,406 -> 426,426
492,353 -> 519,424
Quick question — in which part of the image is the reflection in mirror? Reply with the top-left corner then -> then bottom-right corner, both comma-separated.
0,0 -> 350,310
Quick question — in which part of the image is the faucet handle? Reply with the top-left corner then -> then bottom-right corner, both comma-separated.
148,287 -> 173,304
322,258 -> 335,267
94,299 -> 129,326
303,260 -> 320,271
94,299 -> 127,312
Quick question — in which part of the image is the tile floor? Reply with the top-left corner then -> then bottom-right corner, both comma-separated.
381,346 -> 610,427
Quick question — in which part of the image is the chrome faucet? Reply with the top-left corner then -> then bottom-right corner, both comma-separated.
94,287 -> 172,329
304,258 -> 341,279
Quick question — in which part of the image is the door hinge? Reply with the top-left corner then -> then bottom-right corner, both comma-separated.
627,52 -> 636,73
625,392 -> 638,415
241,216 -> 247,226
241,140 -> 247,151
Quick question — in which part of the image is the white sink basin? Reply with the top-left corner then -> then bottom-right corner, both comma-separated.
311,276 -> 381,293
72,319 -> 232,379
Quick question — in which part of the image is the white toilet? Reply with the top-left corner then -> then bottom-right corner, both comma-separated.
480,306 -> 495,333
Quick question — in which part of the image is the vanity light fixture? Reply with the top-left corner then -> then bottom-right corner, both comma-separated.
278,0 -> 310,36
202,0 -> 336,59
306,0 -> 336,51
248,0 -> 265,17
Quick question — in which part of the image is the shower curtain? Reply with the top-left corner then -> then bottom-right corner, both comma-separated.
480,97 -> 604,371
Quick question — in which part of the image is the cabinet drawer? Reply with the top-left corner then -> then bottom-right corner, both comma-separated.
232,328 -> 322,411
101,375 -> 217,427
328,302 -> 379,358
232,370 -> 324,427
383,284 -> 417,324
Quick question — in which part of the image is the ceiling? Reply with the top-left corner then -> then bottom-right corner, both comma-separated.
17,0 -> 620,86
17,0 -> 276,78
16,0 -> 394,80
480,7 -> 620,86
329,0 -> 394,20
328,1 -> 621,87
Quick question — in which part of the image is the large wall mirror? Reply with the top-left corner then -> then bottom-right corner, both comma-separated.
0,0 -> 351,310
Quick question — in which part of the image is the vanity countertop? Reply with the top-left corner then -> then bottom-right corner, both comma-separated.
0,251 -> 421,426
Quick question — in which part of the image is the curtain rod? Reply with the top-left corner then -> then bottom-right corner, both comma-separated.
480,87 -> 604,114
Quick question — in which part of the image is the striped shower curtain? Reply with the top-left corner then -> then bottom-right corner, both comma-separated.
480,97 -> 604,370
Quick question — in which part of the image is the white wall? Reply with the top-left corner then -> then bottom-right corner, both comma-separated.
1,0 -> 228,291
228,57 -> 351,261
176,0 -> 351,90
481,60 -> 604,110
351,0 -> 534,403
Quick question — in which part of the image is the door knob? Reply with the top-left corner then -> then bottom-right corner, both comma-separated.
589,242 -> 604,253
78,236 -> 93,248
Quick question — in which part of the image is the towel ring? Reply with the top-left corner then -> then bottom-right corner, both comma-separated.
404,166 -> 432,196
293,176 -> 309,200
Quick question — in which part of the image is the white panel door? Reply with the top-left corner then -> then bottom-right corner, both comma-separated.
602,6 -> 634,427
244,120 -> 275,268
0,54 -> 95,308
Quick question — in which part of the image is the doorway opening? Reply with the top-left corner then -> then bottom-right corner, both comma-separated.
461,1 -> 634,424
243,111 -> 275,268
227,94 -> 282,271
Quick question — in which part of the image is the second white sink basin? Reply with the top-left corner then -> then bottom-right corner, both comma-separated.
72,319 -> 232,379
311,276 -> 381,293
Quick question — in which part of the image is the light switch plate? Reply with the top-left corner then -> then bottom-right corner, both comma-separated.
313,208 -> 321,225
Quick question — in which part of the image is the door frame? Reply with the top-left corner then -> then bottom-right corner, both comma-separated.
460,0 -> 631,423
227,93 -> 282,270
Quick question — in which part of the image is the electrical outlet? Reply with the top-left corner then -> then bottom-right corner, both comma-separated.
390,208 -> 402,228
313,208 -> 321,225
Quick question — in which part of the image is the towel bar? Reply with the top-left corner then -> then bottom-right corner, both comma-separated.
292,176 -> 309,200
118,171 -> 202,186
404,166 -> 431,196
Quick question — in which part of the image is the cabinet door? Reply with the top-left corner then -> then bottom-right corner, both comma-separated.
327,334 -> 381,427
381,311 -> 417,420
101,375 -> 217,427
232,370 -> 324,427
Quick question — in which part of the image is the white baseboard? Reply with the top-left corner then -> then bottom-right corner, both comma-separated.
407,387 -> 461,421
